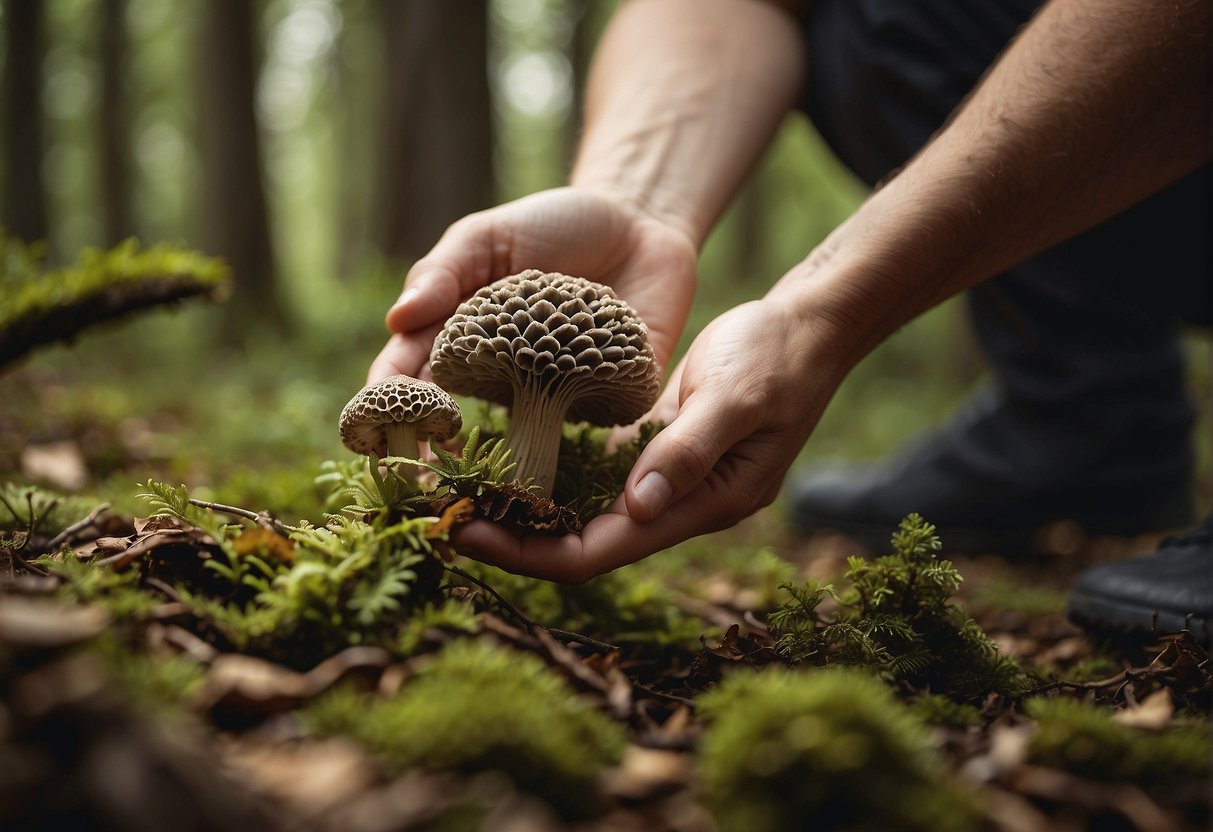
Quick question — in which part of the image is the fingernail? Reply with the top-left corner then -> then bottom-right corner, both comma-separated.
394,286 -> 419,309
633,471 -> 673,520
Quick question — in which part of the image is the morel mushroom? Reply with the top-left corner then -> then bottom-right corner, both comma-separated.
430,270 -> 660,498
339,375 -> 463,473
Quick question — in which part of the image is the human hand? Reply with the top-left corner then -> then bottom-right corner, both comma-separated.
450,298 -> 846,582
367,187 -> 698,385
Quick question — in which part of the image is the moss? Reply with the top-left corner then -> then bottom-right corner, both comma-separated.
912,692 -> 983,729
0,235 -> 229,367
1026,696 -> 1211,784
304,639 -> 627,817
697,667 -> 979,832
769,514 -> 1036,701
455,560 -> 704,651
970,578 -> 1067,617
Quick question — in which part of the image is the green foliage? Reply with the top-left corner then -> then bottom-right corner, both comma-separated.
456,560 -> 705,651
697,667 -> 978,832
425,425 -> 520,495
396,599 -> 480,656
36,552 -> 161,619
94,635 -> 207,711
552,421 -> 662,520
0,482 -> 96,538
0,234 -> 230,367
911,692 -> 984,729
305,639 -> 627,817
137,479 -> 442,665
1026,697 -> 1212,784
970,578 -> 1068,617
768,514 -> 1034,700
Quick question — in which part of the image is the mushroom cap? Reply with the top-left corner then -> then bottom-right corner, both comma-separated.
339,375 -> 463,456
429,270 -> 660,426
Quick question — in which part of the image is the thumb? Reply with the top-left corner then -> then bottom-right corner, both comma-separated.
624,391 -> 752,522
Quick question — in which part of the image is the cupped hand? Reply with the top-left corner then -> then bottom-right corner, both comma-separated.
367,187 -> 698,384
450,298 -> 847,583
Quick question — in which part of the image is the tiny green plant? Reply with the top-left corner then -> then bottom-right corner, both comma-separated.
768,514 -> 1034,700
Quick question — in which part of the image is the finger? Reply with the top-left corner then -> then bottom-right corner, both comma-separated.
623,390 -> 756,522
386,217 -> 502,333
366,326 -> 443,383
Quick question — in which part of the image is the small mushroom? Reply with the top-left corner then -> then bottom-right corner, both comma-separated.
339,375 -> 463,475
430,270 -> 660,497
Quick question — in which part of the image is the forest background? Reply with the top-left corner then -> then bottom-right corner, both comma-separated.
1,0 -> 1207,524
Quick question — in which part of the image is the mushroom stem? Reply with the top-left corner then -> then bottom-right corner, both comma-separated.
506,380 -> 572,498
384,420 -> 420,479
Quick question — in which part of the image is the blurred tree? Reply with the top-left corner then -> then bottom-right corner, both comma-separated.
375,0 -> 495,263
334,0 -> 383,279
3,0 -> 49,243
100,0 -> 132,246
199,0 -> 284,331
565,0 -> 611,172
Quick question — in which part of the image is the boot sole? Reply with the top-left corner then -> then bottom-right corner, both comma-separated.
1067,591 -> 1211,647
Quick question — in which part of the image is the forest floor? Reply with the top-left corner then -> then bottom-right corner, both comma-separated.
1,305 -> 1210,832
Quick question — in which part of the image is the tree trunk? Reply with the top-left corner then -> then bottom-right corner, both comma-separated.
100,0 -> 133,246
3,0 -> 49,244
334,0 -> 382,279
375,0 -> 495,263
198,0 -> 283,331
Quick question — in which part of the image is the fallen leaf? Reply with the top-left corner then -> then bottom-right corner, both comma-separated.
232,527 -> 296,562
425,497 -> 474,538
21,440 -> 88,490
1111,688 -> 1173,730
194,647 -> 392,715
0,598 -> 110,649
601,746 -> 691,800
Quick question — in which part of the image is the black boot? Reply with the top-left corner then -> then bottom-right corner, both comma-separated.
1067,516 -> 1212,646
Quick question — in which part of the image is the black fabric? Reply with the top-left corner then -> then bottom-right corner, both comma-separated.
791,0 -> 1211,538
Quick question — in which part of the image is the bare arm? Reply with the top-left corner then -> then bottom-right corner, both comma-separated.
572,0 -> 807,247
370,0 -> 805,384
456,0 -> 1212,582
773,0 -> 1212,367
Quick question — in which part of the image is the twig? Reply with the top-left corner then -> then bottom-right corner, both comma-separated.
446,565 -> 534,631
546,627 -> 619,654
44,502 -> 111,552
144,576 -> 183,604
187,498 -> 289,535
445,565 -> 620,652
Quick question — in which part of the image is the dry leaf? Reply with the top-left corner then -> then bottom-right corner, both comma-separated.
1111,688 -> 1173,731
0,598 -> 110,648
425,496 -> 474,538
20,440 -> 88,490
232,527 -> 296,562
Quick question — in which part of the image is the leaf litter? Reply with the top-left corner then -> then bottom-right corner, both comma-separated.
0,482 -> 1208,831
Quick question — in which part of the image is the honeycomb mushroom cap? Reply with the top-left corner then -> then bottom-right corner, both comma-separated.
339,375 -> 463,457
429,270 -> 660,425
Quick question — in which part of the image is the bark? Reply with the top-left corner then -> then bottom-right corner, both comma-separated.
100,0 -> 133,246
198,0 -> 283,330
3,0 -> 49,243
375,0 -> 494,263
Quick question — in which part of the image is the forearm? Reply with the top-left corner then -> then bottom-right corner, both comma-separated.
571,0 -> 806,246
774,0 -> 1211,368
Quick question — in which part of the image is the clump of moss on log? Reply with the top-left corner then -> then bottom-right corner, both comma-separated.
0,234 -> 230,369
